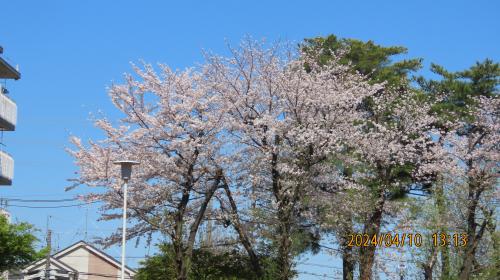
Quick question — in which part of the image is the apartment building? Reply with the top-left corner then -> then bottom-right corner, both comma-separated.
0,45 -> 19,186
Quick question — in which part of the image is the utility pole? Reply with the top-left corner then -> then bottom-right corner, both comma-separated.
45,229 -> 52,280
114,160 -> 139,280
206,200 -> 213,248
84,205 -> 88,241
120,179 -> 128,280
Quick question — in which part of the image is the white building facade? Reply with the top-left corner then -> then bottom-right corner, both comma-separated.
0,45 -> 19,187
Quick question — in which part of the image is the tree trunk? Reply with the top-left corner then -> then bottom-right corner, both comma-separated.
423,265 -> 433,280
277,205 -> 293,280
435,184 -> 450,280
458,179 -> 485,280
342,245 -> 355,280
184,171 -> 222,276
359,188 -> 385,280
172,160 -> 196,280
459,213 -> 488,280
222,177 -> 264,278
274,160 -> 304,278
340,218 -> 355,280
422,246 -> 438,280
173,188 -> 190,280
270,146 -> 293,280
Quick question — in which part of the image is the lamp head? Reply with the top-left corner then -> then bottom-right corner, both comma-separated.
113,160 -> 139,181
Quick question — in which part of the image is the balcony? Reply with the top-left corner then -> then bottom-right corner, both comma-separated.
0,85 -> 16,131
0,56 -> 21,80
0,150 -> 14,185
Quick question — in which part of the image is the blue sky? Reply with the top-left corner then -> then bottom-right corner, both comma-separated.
0,0 -> 499,278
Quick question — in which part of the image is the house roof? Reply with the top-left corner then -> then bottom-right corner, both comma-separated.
53,240 -> 137,275
21,240 -> 136,276
22,257 -> 77,273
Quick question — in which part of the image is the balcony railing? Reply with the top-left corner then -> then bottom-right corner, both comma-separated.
0,150 -> 13,185
0,85 -> 16,131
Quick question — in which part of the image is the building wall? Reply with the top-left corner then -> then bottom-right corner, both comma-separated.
58,247 -> 132,280
0,46 -> 19,186
88,253 -> 123,280
58,248 -> 90,280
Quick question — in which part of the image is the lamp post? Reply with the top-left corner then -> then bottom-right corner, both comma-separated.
114,160 -> 139,280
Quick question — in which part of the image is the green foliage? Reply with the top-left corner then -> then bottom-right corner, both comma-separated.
136,244 -> 280,280
472,231 -> 500,279
417,59 -> 499,125
277,225 -> 321,257
0,215 -> 44,272
135,244 -> 176,280
302,34 -> 422,86
417,60 -> 499,278
251,202 -> 320,259
303,34 -> 430,196
191,249 -> 275,280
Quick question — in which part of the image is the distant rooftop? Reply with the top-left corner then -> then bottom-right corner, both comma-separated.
0,46 -> 21,80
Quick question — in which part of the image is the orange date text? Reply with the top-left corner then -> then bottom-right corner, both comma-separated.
347,233 -> 423,247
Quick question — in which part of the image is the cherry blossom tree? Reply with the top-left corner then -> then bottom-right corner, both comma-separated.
204,40 -> 388,279
355,90 -> 446,280
69,39 -> 462,280
69,63 -> 228,280
416,60 -> 499,279
311,85 -> 445,280
446,97 -> 499,279
300,35 -> 435,280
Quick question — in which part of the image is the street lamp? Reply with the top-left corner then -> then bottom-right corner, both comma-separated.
114,160 -> 139,280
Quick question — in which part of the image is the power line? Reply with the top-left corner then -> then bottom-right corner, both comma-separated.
6,201 -> 99,208
299,262 -> 342,270
298,271 -> 340,279
3,198 -> 79,202
0,194 -> 76,198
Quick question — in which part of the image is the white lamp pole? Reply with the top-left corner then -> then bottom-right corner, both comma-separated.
114,160 -> 139,280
